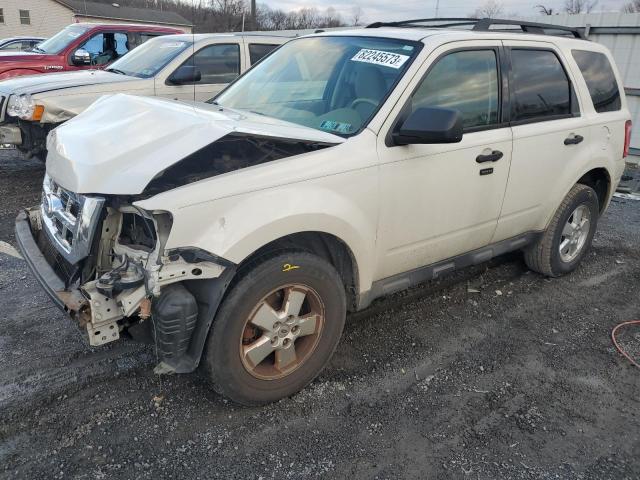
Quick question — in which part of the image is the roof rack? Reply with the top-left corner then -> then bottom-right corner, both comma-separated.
365,17 -> 586,39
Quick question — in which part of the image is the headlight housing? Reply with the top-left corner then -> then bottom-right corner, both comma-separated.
7,94 -> 35,120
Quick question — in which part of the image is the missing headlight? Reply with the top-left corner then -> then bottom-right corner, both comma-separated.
119,212 -> 156,251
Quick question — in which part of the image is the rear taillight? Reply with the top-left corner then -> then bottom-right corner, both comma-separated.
623,120 -> 632,158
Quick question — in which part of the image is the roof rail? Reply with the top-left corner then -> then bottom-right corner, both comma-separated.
365,17 -> 586,39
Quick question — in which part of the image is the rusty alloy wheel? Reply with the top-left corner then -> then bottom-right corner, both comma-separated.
239,284 -> 325,380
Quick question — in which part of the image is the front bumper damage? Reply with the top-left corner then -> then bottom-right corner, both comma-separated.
16,206 -> 235,374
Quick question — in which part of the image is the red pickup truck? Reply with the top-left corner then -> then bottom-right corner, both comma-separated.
0,23 -> 183,80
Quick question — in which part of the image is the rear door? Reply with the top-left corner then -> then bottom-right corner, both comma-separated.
155,40 -> 242,102
493,41 -> 591,242
375,41 -> 513,279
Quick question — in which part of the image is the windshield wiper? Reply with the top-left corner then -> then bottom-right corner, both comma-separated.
106,68 -> 128,75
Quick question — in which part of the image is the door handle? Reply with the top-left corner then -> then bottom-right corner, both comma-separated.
476,150 -> 503,163
564,134 -> 584,145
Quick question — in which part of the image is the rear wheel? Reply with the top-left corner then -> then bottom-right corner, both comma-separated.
202,252 -> 346,405
524,184 -> 599,277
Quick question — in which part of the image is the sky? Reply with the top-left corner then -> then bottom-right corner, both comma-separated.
254,0 -> 631,23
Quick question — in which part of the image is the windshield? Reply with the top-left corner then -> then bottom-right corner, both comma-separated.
107,37 -> 193,78
214,36 -> 421,137
33,25 -> 89,54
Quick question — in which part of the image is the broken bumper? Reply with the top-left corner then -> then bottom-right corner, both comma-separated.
15,209 -> 89,321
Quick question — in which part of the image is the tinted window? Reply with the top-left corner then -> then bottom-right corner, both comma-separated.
572,50 -> 621,113
184,44 -> 240,84
511,49 -> 572,122
410,50 -> 499,129
249,43 -> 278,64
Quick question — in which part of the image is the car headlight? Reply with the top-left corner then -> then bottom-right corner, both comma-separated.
7,94 -> 36,120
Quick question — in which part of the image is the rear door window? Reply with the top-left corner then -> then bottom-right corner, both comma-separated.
248,43 -> 279,64
572,50 -> 621,113
410,49 -> 500,130
510,49 -> 573,123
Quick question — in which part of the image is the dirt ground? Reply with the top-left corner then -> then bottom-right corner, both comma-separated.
0,150 -> 639,480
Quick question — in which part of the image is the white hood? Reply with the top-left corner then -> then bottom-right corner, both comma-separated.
46,94 -> 344,195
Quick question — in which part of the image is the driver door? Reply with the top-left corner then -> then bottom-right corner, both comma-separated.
375,41 -> 512,280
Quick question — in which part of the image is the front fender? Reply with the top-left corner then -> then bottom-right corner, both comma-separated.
138,172 -> 379,294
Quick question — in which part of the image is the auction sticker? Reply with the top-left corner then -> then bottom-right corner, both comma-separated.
351,49 -> 410,69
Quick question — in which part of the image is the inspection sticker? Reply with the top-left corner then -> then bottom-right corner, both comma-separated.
351,49 -> 410,69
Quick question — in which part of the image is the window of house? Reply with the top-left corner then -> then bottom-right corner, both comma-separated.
0,9 -> 5,24
248,44 -> 279,65
510,49 -> 572,122
572,50 -> 621,113
19,10 -> 30,25
410,49 -> 500,130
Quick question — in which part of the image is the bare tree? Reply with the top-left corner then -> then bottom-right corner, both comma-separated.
623,0 -> 640,12
536,4 -> 555,14
471,0 -> 504,18
351,6 -> 363,26
564,0 -> 598,13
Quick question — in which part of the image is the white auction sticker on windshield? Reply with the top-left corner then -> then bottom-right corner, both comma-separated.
351,49 -> 410,69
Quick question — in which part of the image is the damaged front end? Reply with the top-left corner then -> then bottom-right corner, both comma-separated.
16,174 -> 233,373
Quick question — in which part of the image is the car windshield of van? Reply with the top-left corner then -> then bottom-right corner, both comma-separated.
32,25 -> 90,54
213,36 -> 421,137
106,38 -> 193,78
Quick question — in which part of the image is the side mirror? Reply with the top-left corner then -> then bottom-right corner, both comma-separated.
71,48 -> 91,66
168,65 -> 202,85
392,107 -> 463,146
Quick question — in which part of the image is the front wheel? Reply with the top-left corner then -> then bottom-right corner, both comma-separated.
524,184 -> 599,277
202,252 -> 346,406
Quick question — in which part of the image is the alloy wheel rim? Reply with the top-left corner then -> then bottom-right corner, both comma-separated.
240,284 -> 325,380
559,205 -> 591,263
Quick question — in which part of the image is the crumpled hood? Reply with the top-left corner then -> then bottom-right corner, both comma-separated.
0,70 -> 135,96
47,93 -> 344,195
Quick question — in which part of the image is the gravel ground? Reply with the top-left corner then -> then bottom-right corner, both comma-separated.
0,150 -> 639,480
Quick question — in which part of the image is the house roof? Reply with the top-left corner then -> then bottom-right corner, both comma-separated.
55,0 -> 192,27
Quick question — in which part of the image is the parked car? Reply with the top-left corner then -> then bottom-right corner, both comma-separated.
0,33 -> 289,160
0,23 -> 182,81
16,19 -> 632,405
0,37 -> 46,52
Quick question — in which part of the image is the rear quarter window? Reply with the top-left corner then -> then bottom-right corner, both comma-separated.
572,50 -> 621,113
248,43 -> 279,65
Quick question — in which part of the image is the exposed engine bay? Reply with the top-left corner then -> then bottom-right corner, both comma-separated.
23,196 -> 226,370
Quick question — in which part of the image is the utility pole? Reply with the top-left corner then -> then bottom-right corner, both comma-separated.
250,0 -> 256,30
435,0 -> 440,17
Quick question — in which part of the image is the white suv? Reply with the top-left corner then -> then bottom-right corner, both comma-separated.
16,19 -> 632,405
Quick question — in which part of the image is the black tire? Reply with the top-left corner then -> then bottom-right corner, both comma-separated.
202,251 -> 346,406
524,184 -> 599,277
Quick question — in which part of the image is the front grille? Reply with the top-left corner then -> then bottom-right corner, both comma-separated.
0,96 -> 5,123
40,174 -> 105,265
36,226 -> 78,287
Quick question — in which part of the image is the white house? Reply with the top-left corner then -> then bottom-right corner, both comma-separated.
0,0 -> 192,38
